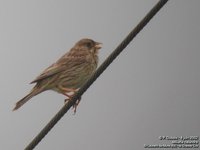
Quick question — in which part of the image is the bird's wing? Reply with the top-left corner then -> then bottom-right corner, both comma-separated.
30,52 -> 89,84
30,63 -> 66,84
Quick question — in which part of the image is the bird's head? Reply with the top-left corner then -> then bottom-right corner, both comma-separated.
74,38 -> 102,55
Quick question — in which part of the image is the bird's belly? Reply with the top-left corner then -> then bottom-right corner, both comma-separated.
59,64 -> 96,89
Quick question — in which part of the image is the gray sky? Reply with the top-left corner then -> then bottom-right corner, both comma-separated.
0,0 -> 200,149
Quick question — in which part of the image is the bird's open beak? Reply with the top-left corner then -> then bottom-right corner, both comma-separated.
95,42 -> 102,50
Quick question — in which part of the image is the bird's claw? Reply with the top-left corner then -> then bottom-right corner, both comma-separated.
64,97 -> 81,114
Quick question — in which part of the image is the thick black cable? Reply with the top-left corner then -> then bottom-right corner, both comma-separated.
25,0 -> 169,149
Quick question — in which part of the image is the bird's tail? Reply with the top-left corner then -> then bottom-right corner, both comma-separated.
13,88 -> 42,111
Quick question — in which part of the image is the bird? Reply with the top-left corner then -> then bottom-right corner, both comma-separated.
13,38 -> 102,113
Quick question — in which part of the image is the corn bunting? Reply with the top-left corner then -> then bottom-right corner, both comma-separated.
13,38 -> 102,112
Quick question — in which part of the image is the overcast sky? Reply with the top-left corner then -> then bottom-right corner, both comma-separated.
0,0 -> 200,149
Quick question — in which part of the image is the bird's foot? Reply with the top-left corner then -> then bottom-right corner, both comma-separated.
64,97 -> 81,114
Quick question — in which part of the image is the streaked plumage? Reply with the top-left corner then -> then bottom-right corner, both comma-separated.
13,38 -> 102,111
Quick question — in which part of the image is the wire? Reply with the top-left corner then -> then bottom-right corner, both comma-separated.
25,0 -> 169,149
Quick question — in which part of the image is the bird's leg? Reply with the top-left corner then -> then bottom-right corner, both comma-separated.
65,95 -> 82,114
58,86 -> 75,100
63,93 -> 72,99
58,86 -> 81,113
58,86 -> 77,93
72,96 -> 81,114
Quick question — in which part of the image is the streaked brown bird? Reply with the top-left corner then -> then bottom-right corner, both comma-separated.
13,38 -> 102,112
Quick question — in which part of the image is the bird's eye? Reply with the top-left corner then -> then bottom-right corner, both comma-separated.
86,42 -> 92,48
